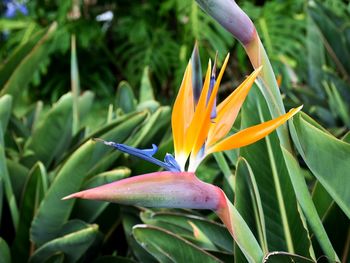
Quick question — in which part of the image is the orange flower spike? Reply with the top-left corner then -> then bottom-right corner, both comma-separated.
207,66 -> 262,147
207,105 -> 303,154
171,62 -> 193,163
182,60 -> 212,155
192,53 -> 230,156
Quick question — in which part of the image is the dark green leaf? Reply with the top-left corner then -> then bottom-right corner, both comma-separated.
235,157 -> 268,260
12,162 -> 48,262
0,95 -> 12,132
0,237 -> 11,263
29,223 -> 99,263
290,113 -> 350,219
281,147 -> 339,261
140,210 -> 233,253
115,81 -> 137,113
30,112 -> 147,246
240,87 -> 312,256
263,251 -> 314,263
133,225 -> 223,263
0,23 -> 56,97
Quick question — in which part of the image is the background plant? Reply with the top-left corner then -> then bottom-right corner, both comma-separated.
0,0 -> 349,262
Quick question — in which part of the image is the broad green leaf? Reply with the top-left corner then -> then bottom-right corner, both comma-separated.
72,167 -> 131,222
29,223 -> 99,263
282,147 -> 339,262
263,251 -> 314,263
43,253 -> 64,263
25,93 -> 74,167
308,1 -> 350,79
140,210 -> 233,253
342,131 -> 350,143
0,95 -> 12,132
0,28 -> 47,87
235,157 -> 268,261
213,152 -> 234,194
312,182 -> 334,221
240,87 -> 312,256
121,207 -> 157,263
30,112 -> 147,246
133,225 -> 222,263
306,13 -> 326,98
0,19 -> 31,31
290,113 -> 350,219
93,255 -> 137,263
12,162 -> 48,262
0,238 -> 11,263
0,23 -> 56,97
78,91 -> 94,126
115,81 -> 136,113
0,126 -> 18,228
139,66 -> 154,102
7,159 -> 29,203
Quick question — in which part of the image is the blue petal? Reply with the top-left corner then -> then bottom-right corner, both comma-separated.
206,53 -> 218,120
94,138 -> 181,172
164,153 -> 181,172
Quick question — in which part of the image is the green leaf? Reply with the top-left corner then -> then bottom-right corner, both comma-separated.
0,95 -> 13,132
0,23 -> 56,97
240,87 -> 312,256
306,12 -> 326,98
72,167 -> 131,222
0,238 -> 11,263
281,147 -> 339,261
290,113 -> 350,219
25,93 -> 74,167
93,255 -> 137,263
29,223 -> 99,263
133,225 -> 223,263
235,157 -> 268,259
140,210 -> 233,253
0,126 -> 18,228
30,112 -> 147,246
115,81 -> 137,113
263,251 -> 314,263
308,1 -> 350,80
121,207 -> 157,263
7,159 -> 29,203
12,162 -> 48,262
312,182 -> 334,222
139,66 -> 154,102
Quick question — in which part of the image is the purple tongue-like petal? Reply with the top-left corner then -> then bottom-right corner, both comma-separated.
63,171 -> 225,210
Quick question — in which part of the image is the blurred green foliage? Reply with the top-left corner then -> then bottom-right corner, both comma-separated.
0,0 -> 349,262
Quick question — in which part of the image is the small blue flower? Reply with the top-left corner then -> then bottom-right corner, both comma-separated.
3,0 -> 28,18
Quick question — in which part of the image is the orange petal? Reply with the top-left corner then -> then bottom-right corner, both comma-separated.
207,66 -> 262,147
181,60 -> 212,157
207,106 -> 303,154
191,54 -> 230,156
172,62 -> 194,157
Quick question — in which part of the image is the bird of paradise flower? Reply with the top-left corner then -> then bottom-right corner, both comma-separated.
63,46 -> 301,262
